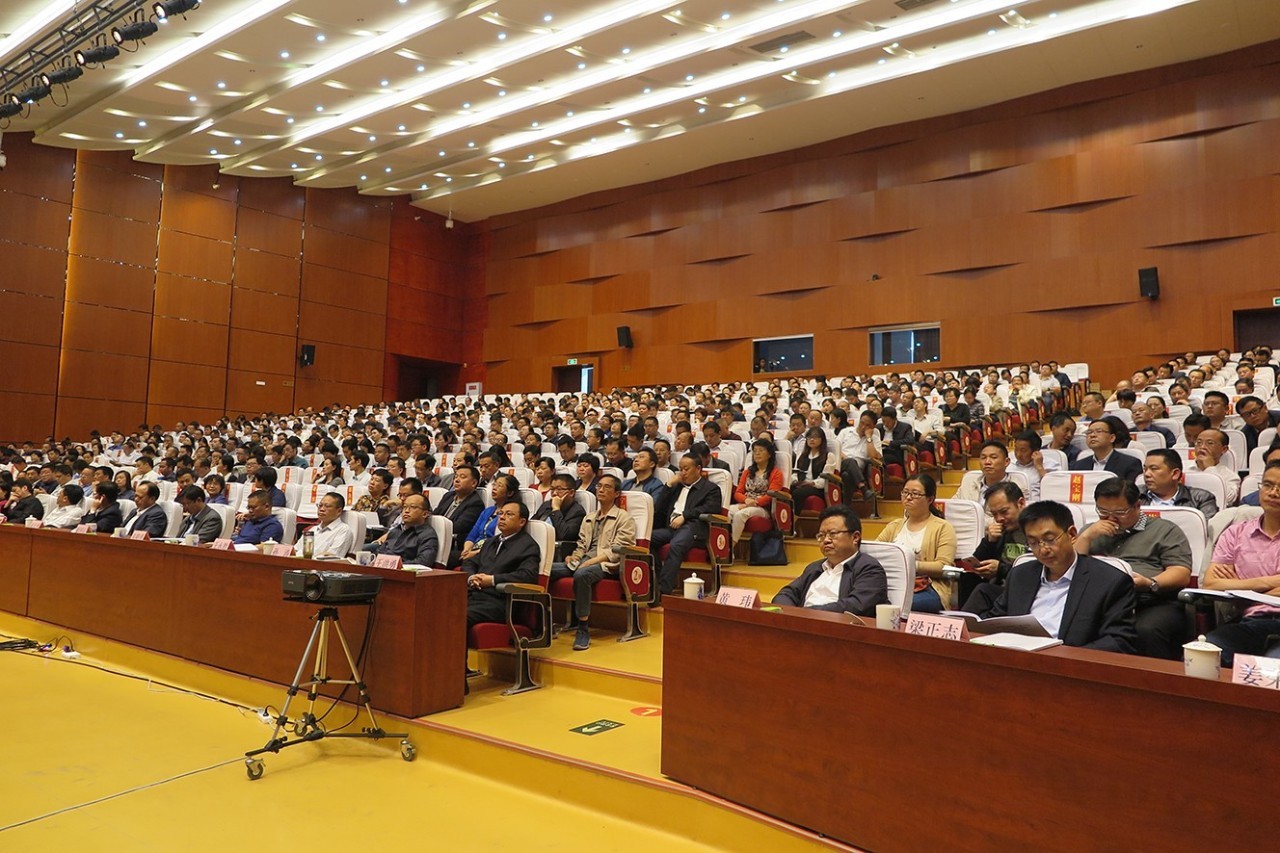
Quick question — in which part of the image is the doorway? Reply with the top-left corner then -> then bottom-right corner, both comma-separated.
1234,308 -> 1280,352
552,364 -> 595,394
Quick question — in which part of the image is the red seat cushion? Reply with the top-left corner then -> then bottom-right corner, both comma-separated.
549,577 -> 574,598
593,578 -> 626,602
468,623 -> 530,649
659,544 -> 711,563
743,516 -> 772,534
802,496 -> 825,512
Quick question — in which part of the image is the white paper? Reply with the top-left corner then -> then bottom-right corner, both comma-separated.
1230,590 -> 1280,607
971,633 -> 1063,652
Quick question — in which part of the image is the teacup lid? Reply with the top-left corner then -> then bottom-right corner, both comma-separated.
1183,634 -> 1221,653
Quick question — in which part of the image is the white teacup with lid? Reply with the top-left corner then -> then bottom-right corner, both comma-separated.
1182,634 -> 1222,681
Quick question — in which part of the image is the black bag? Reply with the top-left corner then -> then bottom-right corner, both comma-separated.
748,530 -> 788,566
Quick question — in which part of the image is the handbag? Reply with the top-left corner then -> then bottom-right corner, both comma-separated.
748,529 -> 788,566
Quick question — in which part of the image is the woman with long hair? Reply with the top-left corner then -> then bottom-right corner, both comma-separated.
728,439 -> 785,543
876,473 -> 957,614
791,427 -> 835,508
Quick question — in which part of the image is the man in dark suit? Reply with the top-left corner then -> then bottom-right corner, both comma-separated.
81,481 -> 124,534
122,482 -> 168,538
690,440 -> 730,473
463,500 -> 542,629
650,454 -> 724,595
772,505 -> 887,615
4,478 -> 45,524
178,485 -> 223,544
366,493 -> 438,566
533,473 -> 586,561
1070,416 -> 1142,483
434,464 -> 485,556
985,500 -> 1137,653
878,407 -> 917,468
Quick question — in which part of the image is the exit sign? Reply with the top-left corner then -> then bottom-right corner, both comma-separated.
567,358 -> 578,365
1272,297 -> 1280,307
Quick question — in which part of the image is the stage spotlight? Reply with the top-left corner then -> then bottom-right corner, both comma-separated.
41,66 -> 84,87
9,83 -> 52,106
154,0 -> 200,19
75,44 -> 120,66
112,20 -> 159,44
0,102 -> 21,119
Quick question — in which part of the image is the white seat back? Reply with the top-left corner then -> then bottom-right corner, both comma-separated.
703,468 -> 732,511
1137,505 -> 1208,578
272,507 -> 298,545
428,515 -> 453,568
117,499 -> 136,522
425,487 -> 447,513
860,541 -> 915,617
208,504 -> 235,539
158,501 -> 184,538
616,490 -> 655,544
937,498 -> 983,559
157,481 -> 177,503
1221,429 -> 1248,472
1183,470 -> 1228,511
1132,431 -> 1166,452
337,511 -> 366,557
573,490 -> 599,517
526,519 -> 555,587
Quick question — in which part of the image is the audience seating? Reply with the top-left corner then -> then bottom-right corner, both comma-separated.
272,507 -> 298,546
860,541 -> 915,618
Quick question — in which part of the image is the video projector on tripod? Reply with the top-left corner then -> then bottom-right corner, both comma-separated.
282,570 -> 382,604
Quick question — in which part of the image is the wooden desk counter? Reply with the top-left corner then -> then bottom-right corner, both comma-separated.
0,526 -> 465,718
661,597 -> 1279,852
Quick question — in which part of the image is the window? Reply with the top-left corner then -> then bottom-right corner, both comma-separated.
753,335 -> 813,374
868,324 -> 940,366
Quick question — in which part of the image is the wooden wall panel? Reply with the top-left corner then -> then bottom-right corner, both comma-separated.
56,351 -> 149,402
235,249 -> 302,295
147,359 -> 226,406
72,161 -> 162,222
240,177 -> 305,219
2,243 -> 68,300
68,207 -> 158,268
61,303 -> 152,356
301,263 -> 387,313
154,274 -> 232,325
3,393 -> 58,444
225,369 -> 296,416
66,256 -> 156,313
302,227 -> 388,277
0,192 -> 71,250
159,188 -> 237,242
230,289 -> 301,336
0,291 -> 65,345
227,329 -> 299,376
150,318 -> 229,367
0,342 -> 59,395
156,229 -> 234,282
55,397 -> 146,440
237,208 -> 304,257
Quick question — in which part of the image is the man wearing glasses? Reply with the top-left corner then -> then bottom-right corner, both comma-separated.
771,506 -> 887,616
533,473 -> 586,561
1074,479 -> 1192,659
984,500 -> 1137,653
1234,395 -> 1280,454
1069,416 -> 1142,483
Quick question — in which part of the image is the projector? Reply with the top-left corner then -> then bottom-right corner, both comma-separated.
282,570 -> 382,604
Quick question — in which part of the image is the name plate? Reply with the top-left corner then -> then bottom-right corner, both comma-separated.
74,524 -> 94,534
714,586 -> 759,608
271,544 -> 295,558
372,554 -> 403,570
24,518 -> 42,529
210,538 -> 234,551
904,613 -> 969,641
130,530 -> 151,541
1232,654 -> 1280,690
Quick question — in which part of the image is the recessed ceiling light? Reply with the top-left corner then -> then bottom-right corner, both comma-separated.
621,47 -> 631,55
577,62 -> 586,69
316,33 -> 326,42
531,121 -> 539,127
832,30 -> 842,37
397,124 -> 406,131
188,95 -> 197,102
445,177 -> 452,182
315,154 -> 323,160
290,162 -> 298,168
210,148 -> 218,154
416,65 -> 425,72
877,58 -> 886,65
138,120 -> 147,127
216,81 -> 226,89
566,110 -> 574,116
779,46 -> 788,53
280,51 -> 290,59
368,134 -> 376,141
543,14 -> 552,22
462,102 -> 471,108
380,79 -> 389,87
438,150 -> 446,156
286,117 -> 294,124
498,90 -> 506,96
234,138 -> 242,145
384,166 -> 392,172
315,105 -> 323,111
643,87 -> 651,94
497,32 -> 507,40
467,141 -> 475,147
360,174 -> 367,180
987,29 -> 997,35
420,183 -> 427,189
697,107 -> 705,113
685,74 -> 694,81
115,131 -> 124,138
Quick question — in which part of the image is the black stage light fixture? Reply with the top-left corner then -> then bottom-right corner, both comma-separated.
112,20 -> 159,45
154,0 -> 201,19
76,44 -> 120,66
9,82 -> 52,106
0,102 -> 22,119
41,66 -> 84,87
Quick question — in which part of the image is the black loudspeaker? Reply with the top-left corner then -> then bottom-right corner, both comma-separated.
1138,267 -> 1160,299
616,325 -> 633,348
299,344 -> 316,367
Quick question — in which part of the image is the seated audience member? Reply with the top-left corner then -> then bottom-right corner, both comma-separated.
728,439 -> 784,544
575,453 -> 602,494
984,500 -> 1137,653
790,427 -> 836,508
463,501 -> 541,630
1074,479 -> 1192,660
772,505 -> 888,616
1199,391 -> 1236,431
279,440 -> 308,468
878,407 -> 917,468
254,467 -> 288,508
352,469 -> 395,524
1243,444 -> 1280,506
433,465 -> 485,556
81,482 -> 123,534
365,493 -> 437,566
1192,428 -> 1241,506
113,470 -> 135,501
1235,395 -> 1280,454
1077,392 -> 1107,424
314,456 -> 345,486
177,485 -> 223,544
203,474 -> 229,505
369,477 -> 425,544
876,474 -> 956,614
1047,413 -> 1081,465
293,492 -> 354,558
939,387 -> 970,435
956,440 -> 1014,505
1070,416 -> 1142,483
1203,460 -> 1280,665
1140,449 -> 1219,519
650,453 -> 723,596
533,473 -> 587,560
347,451 -> 372,486
231,490 -> 285,546
1181,413 -> 1211,447
1008,430 -> 1058,501
6,479 -> 45,524
1130,401 -> 1176,448
459,474 -> 521,561
554,436 -> 578,468
475,451 -> 500,489
44,484 -> 86,529
653,437 -> 676,472
622,447 -> 666,500
602,437 -> 633,476
121,482 -> 167,538
961,483 -> 1028,613
837,411 -> 882,503
550,474 -> 638,651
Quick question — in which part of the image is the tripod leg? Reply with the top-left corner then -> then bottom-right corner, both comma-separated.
257,612 -> 324,751
331,614 -> 382,733
299,614 -> 330,735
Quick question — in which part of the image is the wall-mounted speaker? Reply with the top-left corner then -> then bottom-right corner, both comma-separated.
616,325 -> 633,348
299,344 -> 316,367
1138,267 -> 1160,299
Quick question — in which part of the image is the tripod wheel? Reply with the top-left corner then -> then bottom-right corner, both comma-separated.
400,740 -> 416,762
245,758 -> 264,781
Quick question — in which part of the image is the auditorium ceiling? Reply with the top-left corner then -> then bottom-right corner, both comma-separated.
1,0 -> 1277,220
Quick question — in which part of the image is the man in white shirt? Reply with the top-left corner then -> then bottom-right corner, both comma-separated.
1192,428 -> 1240,506
295,492 -> 355,559
837,414 -> 882,502
956,441 -> 1014,505
1008,430 -> 1059,502
770,506 -> 887,616
43,484 -> 86,529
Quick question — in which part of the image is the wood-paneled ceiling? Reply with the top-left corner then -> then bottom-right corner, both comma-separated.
1,0 -> 1277,220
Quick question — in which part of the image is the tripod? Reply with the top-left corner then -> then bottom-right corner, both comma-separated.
244,603 -> 415,780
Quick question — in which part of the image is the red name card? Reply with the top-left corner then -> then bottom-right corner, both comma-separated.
1232,654 -> 1280,689
714,586 -> 759,609
130,530 -> 151,541
74,524 -> 94,534
372,554 -> 403,570
210,538 -> 234,551
24,518 -> 43,529
271,543 -> 294,557
904,613 -> 969,641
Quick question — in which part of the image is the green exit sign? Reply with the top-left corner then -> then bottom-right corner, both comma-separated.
1273,297 -> 1280,307
567,358 -> 578,365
